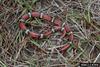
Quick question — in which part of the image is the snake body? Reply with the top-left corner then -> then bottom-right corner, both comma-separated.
19,12 -> 75,54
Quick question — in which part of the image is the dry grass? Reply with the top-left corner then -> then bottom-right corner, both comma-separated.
0,0 -> 100,67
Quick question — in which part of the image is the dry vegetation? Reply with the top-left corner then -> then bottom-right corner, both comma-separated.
0,0 -> 100,67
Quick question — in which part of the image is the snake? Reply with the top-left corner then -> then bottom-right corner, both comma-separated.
19,11 -> 76,54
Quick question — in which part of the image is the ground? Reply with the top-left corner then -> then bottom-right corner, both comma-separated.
0,0 -> 100,67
